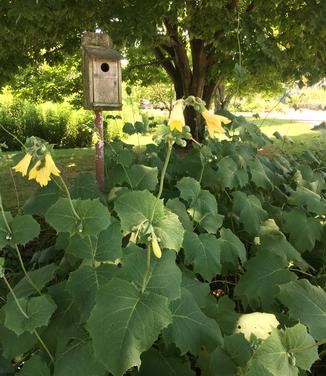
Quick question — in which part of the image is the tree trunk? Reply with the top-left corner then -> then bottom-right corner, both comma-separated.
156,22 -> 221,141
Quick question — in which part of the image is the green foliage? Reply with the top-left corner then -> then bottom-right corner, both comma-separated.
0,93 -> 93,150
0,116 -> 325,375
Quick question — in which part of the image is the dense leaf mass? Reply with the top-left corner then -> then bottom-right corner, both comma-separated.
0,118 -> 325,375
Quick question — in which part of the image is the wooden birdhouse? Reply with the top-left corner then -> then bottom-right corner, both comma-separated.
82,32 -> 123,110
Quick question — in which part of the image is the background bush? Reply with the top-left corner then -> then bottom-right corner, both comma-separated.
0,92 -> 94,150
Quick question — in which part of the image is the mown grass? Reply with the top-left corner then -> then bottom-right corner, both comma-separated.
1,118 -> 325,211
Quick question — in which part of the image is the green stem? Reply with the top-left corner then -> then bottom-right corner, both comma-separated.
141,245 -> 151,293
157,141 -> 173,200
149,140 -> 173,224
3,275 -> 29,319
57,175 -> 80,220
8,166 -> 20,212
0,193 -> 12,234
0,123 -> 26,150
34,329 -> 55,363
15,245 -> 42,295
1,190 -> 41,295
199,164 -> 205,184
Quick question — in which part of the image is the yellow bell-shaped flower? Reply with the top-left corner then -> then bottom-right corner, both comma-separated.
151,235 -> 162,259
201,109 -> 231,137
28,160 -> 51,187
45,153 -> 60,177
168,101 -> 185,132
12,153 -> 32,176
28,153 -> 60,187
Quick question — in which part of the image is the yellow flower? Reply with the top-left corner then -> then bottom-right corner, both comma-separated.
92,132 -> 99,145
151,236 -> 162,259
12,153 -> 32,176
28,153 -> 59,187
168,101 -> 185,132
44,153 -> 60,177
201,109 -> 231,137
28,160 -> 51,187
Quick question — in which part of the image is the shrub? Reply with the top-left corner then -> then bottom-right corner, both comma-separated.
0,93 -> 93,150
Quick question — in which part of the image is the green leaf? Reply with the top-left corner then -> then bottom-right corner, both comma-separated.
163,288 -> 222,355
0,310 -> 37,360
70,172 -> 102,200
232,191 -> 268,235
66,222 -> 122,262
10,215 -> 40,246
45,198 -> 111,236
23,181 -> 60,216
235,251 -> 297,310
283,209 -> 322,252
216,156 -> 249,189
213,296 -> 239,336
66,265 -> 116,322
53,342 -> 106,376
115,190 -> 184,252
183,231 -> 222,280
0,212 -> 13,249
4,295 -> 57,335
288,186 -> 326,215
139,348 -> 195,376
247,324 -> 319,376
166,198 -> 193,232
11,264 -> 58,300
177,177 -> 223,233
87,278 -> 172,376
258,219 -> 309,270
181,268 -> 211,310
218,228 -> 246,274
176,177 -> 201,202
120,248 -> 182,301
248,158 -> 273,189
278,279 -> 326,340
127,164 -> 158,191
19,355 -> 50,376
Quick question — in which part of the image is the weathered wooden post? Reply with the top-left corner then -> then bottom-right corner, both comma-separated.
81,32 -> 123,190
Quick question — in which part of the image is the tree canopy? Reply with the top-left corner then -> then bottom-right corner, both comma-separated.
1,0 -> 325,137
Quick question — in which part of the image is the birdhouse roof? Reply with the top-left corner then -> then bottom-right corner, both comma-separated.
83,46 -> 123,60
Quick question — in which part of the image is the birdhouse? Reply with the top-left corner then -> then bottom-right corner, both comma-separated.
82,32 -> 123,110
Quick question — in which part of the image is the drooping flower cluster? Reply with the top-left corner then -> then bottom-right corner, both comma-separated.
168,97 -> 231,137
12,137 -> 60,187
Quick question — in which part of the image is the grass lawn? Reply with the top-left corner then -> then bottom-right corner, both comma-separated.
1,118 -> 325,211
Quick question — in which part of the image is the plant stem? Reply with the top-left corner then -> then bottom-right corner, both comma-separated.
8,166 -> 20,212
34,329 -> 55,363
3,273 -> 55,363
0,123 -> 26,150
0,192 -> 41,295
57,175 -> 80,220
157,141 -> 173,200
0,193 -> 12,234
141,245 -> 151,293
2,275 -> 29,319
149,140 -> 173,224
15,245 -> 42,295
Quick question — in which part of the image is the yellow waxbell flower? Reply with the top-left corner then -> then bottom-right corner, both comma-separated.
201,109 -> 231,137
12,153 -> 32,176
28,160 -> 51,187
168,101 -> 185,132
44,153 -> 60,176
151,236 -> 162,259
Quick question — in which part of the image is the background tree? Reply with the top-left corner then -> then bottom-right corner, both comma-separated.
0,0 -> 325,139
